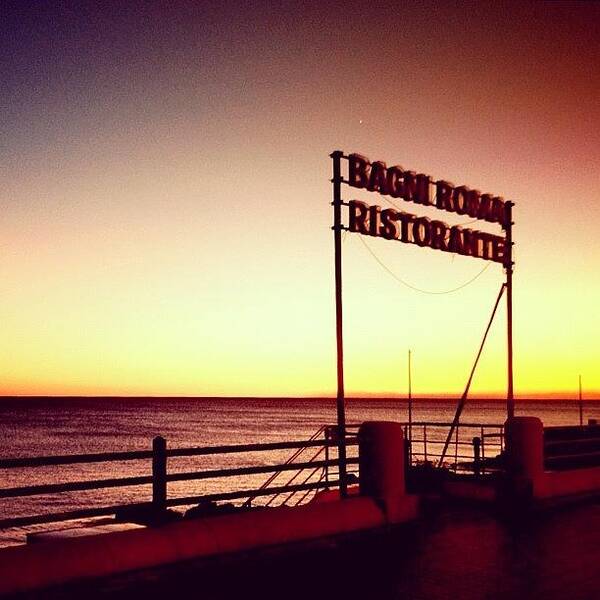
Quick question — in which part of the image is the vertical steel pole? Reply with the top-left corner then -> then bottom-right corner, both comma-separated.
408,349 -> 413,460
505,201 -> 515,420
579,374 -> 583,427
331,150 -> 347,497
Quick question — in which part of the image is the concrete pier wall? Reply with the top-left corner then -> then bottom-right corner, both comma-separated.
0,497 -> 397,596
506,416 -> 600,501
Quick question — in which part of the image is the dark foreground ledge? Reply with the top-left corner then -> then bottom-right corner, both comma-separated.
8,500 -> 600,600
0,494 -> 417,597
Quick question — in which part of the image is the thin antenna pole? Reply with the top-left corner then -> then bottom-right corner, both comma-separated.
408,350 -> 413,446
579,374 -> 583,427
505,201 -> 515,419
331,150 -> 347,498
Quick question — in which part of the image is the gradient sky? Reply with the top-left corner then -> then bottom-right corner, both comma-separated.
1,1 -> 599,398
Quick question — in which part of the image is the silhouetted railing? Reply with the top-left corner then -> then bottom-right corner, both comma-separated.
0,434 -> 358,530
399,421 -> 505,474
0,421 -> 505,533
256,425 -> 361,507
544,423 -> 600,470
243,425 -> 352,508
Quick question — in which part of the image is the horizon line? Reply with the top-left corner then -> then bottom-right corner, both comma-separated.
1,394 -> 599,401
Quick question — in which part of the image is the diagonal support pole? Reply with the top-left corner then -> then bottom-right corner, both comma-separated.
438,283 -> 506,467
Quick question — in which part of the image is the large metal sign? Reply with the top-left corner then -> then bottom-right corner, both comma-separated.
346,152 -> 510,263
330,150 -> 515,495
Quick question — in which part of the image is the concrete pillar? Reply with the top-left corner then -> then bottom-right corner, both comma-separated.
359,421 -> 405,501
504,416 -> 544,479
504,417 -> 544,504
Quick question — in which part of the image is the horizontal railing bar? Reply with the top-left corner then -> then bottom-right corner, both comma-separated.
405,421 -> 504,428
0,425 -> 503,470
166,438 -> 358,458
430,441 -> 486,447
0,502 -> 145,529
0,427 -> 503,470
408,441 -> 502,447
0,438 -> 359,470
410,453 -> 474,465
410,436 -> 502,440
166,458 -> 359,483
0,475 -> 154,499
409,444 -> 502,451
344,421 -> 504,430
0,481 -> 347,529
409,451 -> 498,459
544,425 -> 600,431
409,442 -> 496,448
0,458 -> 361,499
0,450 -> 153,469
409,439 -> 502,445
545,450 -> 600,462
544,438 -> 600,448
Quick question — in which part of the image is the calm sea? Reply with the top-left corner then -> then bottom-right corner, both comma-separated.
0,397 -> 598,546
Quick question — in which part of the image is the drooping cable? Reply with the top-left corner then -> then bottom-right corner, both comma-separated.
357,234 -> 492,295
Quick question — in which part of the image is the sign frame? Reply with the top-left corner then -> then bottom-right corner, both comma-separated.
330,150 -> 514,495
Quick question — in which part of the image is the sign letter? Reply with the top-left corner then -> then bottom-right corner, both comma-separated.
348,200 -> 370,234
348,154 -> 370,189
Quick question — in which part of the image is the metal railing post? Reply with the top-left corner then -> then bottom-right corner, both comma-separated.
480,426 -> 485,471
472,436 -> 481,477
454,426 -> 459,469
152,436 -> 167,511
324,428 -> 330,486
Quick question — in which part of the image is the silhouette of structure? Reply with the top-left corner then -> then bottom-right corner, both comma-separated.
330,150 -> 515,474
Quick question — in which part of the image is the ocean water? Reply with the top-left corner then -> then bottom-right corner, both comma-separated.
0,397 -> 598,546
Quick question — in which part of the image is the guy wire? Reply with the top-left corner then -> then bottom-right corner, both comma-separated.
357,234 -> 492,295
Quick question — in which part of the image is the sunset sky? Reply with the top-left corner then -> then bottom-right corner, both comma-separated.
2,2 -> 599,398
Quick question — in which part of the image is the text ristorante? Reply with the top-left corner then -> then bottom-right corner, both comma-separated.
348,200 -> 506,263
